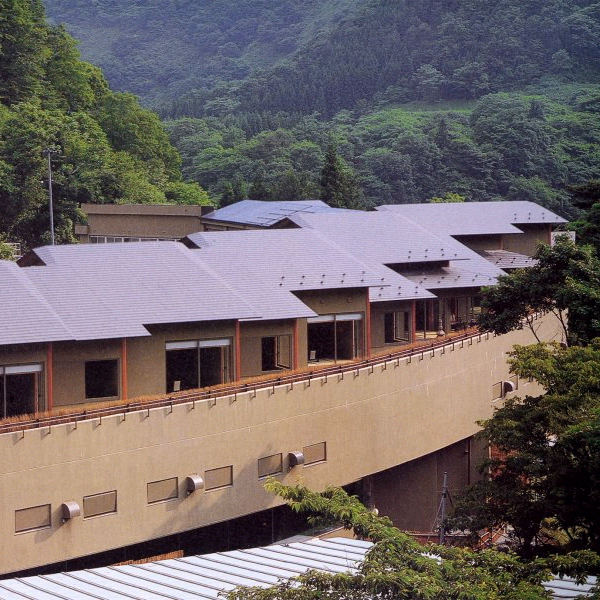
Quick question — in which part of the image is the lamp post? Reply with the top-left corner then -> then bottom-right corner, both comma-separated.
43,147 -> 58,245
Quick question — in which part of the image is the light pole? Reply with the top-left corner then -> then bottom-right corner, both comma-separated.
43,147 -> 58,245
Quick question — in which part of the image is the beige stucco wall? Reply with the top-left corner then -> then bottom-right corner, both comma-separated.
502,225 -> 552,256
0,314 -> 559,574
83,205 -> 207,240
370,300 -> 414,352
0,343 -> 48,367
239,320 -> 296,377
454,235 -> 502,252
294,287 -> 368,316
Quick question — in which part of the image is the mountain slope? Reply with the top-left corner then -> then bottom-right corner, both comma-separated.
43,0 -> 600,117
43,0 -> 364,108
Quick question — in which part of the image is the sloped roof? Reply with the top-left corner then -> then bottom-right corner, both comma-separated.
376,201 -> 566,236
0,260 -> 73,346
481,249 -> 536,270
0,537 -> 594,599
186,228 -> 435,306
291,210 -> 473,264
289,210 -> 505,293
21,242 -> 260,341
202,199 -> 335,228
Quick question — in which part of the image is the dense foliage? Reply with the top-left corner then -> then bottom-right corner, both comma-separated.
164,87 -> 600,209
1,0 -> 209,249
43,0 -> 600,210
449,341 -> 600,558
44,0 -> 600,117
478,237 -> 600,346
225,481 -> 600,600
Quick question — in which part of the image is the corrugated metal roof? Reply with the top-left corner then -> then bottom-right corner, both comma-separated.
202,200 -> 335,227
0,537 -> 370,600
0,260 -> 73,346
22,242 -> 261,340
376,201 -> 566,236
544,576 -> 597,598
0,537 -> 594,599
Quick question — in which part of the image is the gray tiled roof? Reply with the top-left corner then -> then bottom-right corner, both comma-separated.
0,260 -> 73,346
202,199 -> 335,227
290,210 -> 505,293
482,249 -> 537,270
186,228 -> 435,306
291,210 -> 474,264
22,242 -> 260,341
376,201 -> 566,236
402,259 -> 504,290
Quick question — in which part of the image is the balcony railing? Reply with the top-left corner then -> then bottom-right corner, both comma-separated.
0,328 -> 489,435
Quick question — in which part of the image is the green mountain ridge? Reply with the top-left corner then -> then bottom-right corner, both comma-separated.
29,1 -> 600,214
43,0 -> 600,118
43,0 -> 364,109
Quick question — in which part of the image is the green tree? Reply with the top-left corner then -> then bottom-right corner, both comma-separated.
569,180 -> 600,252
478,237 -> 600,346
164,181 -> 211,206
428,192 -> 465,203
319,143 -> 361,209
226,481 -> 600,600
449,341 -> 600,557
0,240 -> 15,259
0,0 -> 47,105
248,168 -> 271,200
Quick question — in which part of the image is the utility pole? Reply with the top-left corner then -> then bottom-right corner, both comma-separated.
43,147 -> 58,245
439,471 -> 448,544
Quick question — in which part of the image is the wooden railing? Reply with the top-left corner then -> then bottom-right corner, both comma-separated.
0,328 -> 489,435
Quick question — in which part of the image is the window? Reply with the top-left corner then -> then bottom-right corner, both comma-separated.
303,442 -> 327,465
384,311 -> 410,343
147,478 -> 179,504
1,363 -> 44,418
166,339 -> 232,393
258,453 -> 283,478
15,504 -> 51,533
83,491 -> 117,518
307,313 -> 364,362
205,466 -> 233,491
261,335 -> 292,371
85,359 -> 119,399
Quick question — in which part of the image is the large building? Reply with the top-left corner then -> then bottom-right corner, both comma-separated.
0,201 -> 566,575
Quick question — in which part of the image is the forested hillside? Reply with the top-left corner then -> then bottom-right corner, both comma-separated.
43,0 -> 362,109
44,0 -> 600,117
42,0 -> 600,213
165,86 -> 600,212
0,0 -> 209,250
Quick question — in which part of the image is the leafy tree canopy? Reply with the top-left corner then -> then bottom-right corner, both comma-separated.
449,341 -> 600,558
478,237 -> 600,347
164,88 -> 600,211
0,0 -> 210,250
225,481 -> 600,600
44,0 -> 600,118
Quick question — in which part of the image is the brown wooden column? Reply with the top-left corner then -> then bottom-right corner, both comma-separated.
121,338 -> 128,400
46,342 -> 53,412
293,319 -> 299,370
235,321 -> 242,381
